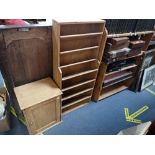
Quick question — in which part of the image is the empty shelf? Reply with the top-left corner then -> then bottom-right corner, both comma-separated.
103,76 -> 133,89
60,59 -> 98,78
60,46 -> 99,54
62,69 -> 98,81
99,85 -> 128,100
60,59 -> 97,68
62,79 -> 96,92
60,46 -> 98,66
62,88 -> 93,101
62,96 -> 91,110
60,32 -> 103,39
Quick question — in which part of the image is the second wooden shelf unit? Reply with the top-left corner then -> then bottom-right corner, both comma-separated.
52,20 -> 107,113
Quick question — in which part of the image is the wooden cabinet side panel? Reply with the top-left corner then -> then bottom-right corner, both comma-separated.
97,28 -> 108,62
92,63 -> 108,101
52,20 -> 62,89
56,96 -> 61,122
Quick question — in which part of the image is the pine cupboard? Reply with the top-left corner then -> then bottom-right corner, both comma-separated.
14,77 -> 62,135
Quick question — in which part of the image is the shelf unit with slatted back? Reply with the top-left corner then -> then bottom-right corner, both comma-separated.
92,31 -> 154,101
52,20 -> 107,113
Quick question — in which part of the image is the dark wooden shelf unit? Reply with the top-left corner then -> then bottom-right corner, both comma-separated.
92,31 -> 154,101
52,20 -> 107,113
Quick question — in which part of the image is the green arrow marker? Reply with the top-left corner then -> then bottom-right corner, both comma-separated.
124,106 -> 149,124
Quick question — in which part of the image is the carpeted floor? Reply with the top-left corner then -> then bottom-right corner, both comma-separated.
1,85 -> 155,135
43,85 -> 155,135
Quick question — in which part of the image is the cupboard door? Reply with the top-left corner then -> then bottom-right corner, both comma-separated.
23,98 -> 60,134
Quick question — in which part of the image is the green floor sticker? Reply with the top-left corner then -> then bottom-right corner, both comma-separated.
124,106 -> 149,124
9,106 -> 27,126
145,88 -> 155,96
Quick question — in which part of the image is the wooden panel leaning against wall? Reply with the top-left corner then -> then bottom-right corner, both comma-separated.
0,25 -> 53,114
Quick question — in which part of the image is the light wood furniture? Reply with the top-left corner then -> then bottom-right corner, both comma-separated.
52,20 -> 107,113
14,77 -> 62,135
92,31 -> 154,101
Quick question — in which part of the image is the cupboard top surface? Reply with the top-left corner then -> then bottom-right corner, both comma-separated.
14,77 -> 62,110
0,23 -> 52,30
